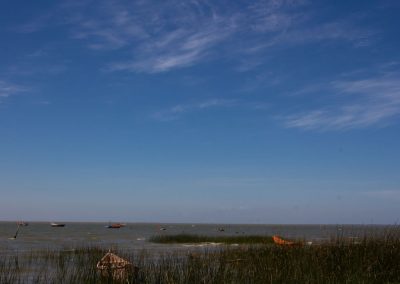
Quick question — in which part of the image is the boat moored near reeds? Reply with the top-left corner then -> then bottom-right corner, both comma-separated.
272,235 -> 302,246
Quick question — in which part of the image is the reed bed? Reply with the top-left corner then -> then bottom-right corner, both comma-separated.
1,233 -> 400,283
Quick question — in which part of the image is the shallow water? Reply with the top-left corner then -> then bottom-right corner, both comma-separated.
0,222 -> 392,255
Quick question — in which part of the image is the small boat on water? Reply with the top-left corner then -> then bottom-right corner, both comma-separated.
157,224 -> 166,231
17,221 -> 29,226
106,223 -> 125,229
51,223 -> 66,227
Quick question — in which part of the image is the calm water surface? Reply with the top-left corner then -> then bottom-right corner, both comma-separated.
0,222 -> 391,255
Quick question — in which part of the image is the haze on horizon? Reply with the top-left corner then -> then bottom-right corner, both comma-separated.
1,0 -> 399,224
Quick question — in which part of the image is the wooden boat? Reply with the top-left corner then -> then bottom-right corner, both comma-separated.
273,235 -> 301,246
106,223 -> 125,229
51,223 -> 66,227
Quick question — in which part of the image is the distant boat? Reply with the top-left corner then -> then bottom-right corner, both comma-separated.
156,224 -> 167,231
17,221 -> 29,226
218,227 -> 225,232
51,223 -> 66,227
106,223 -> 125,229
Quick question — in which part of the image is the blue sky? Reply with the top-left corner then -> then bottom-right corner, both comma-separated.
1,0 -> 399,224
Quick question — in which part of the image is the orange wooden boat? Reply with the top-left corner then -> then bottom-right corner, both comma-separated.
106,223 -> 126,229
273,235 -> 300,246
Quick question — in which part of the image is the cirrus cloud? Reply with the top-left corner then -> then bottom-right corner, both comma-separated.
283,72 -> 400,130
0,80 -> 26,102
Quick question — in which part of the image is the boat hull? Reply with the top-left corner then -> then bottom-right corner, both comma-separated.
51,223 -> 66,227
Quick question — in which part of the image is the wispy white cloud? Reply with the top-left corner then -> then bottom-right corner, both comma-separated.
247,0 -> 307,33
107,11 -> 237,72
60,1 -> 236,71
57,0 -> 374,73
283,72 -> 400,130
152,98 -> 238,121
246,19 -> 374,54
12,0 -> 379,74
0,81 -> 26,102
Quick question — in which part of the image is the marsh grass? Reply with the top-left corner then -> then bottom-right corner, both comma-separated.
1,231 -> 400,283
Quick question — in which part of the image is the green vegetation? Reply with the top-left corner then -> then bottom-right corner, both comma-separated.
149,233 -> 274,244
1,233 -> 400,283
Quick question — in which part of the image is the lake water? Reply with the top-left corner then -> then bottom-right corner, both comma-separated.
0,222 -> 392,255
